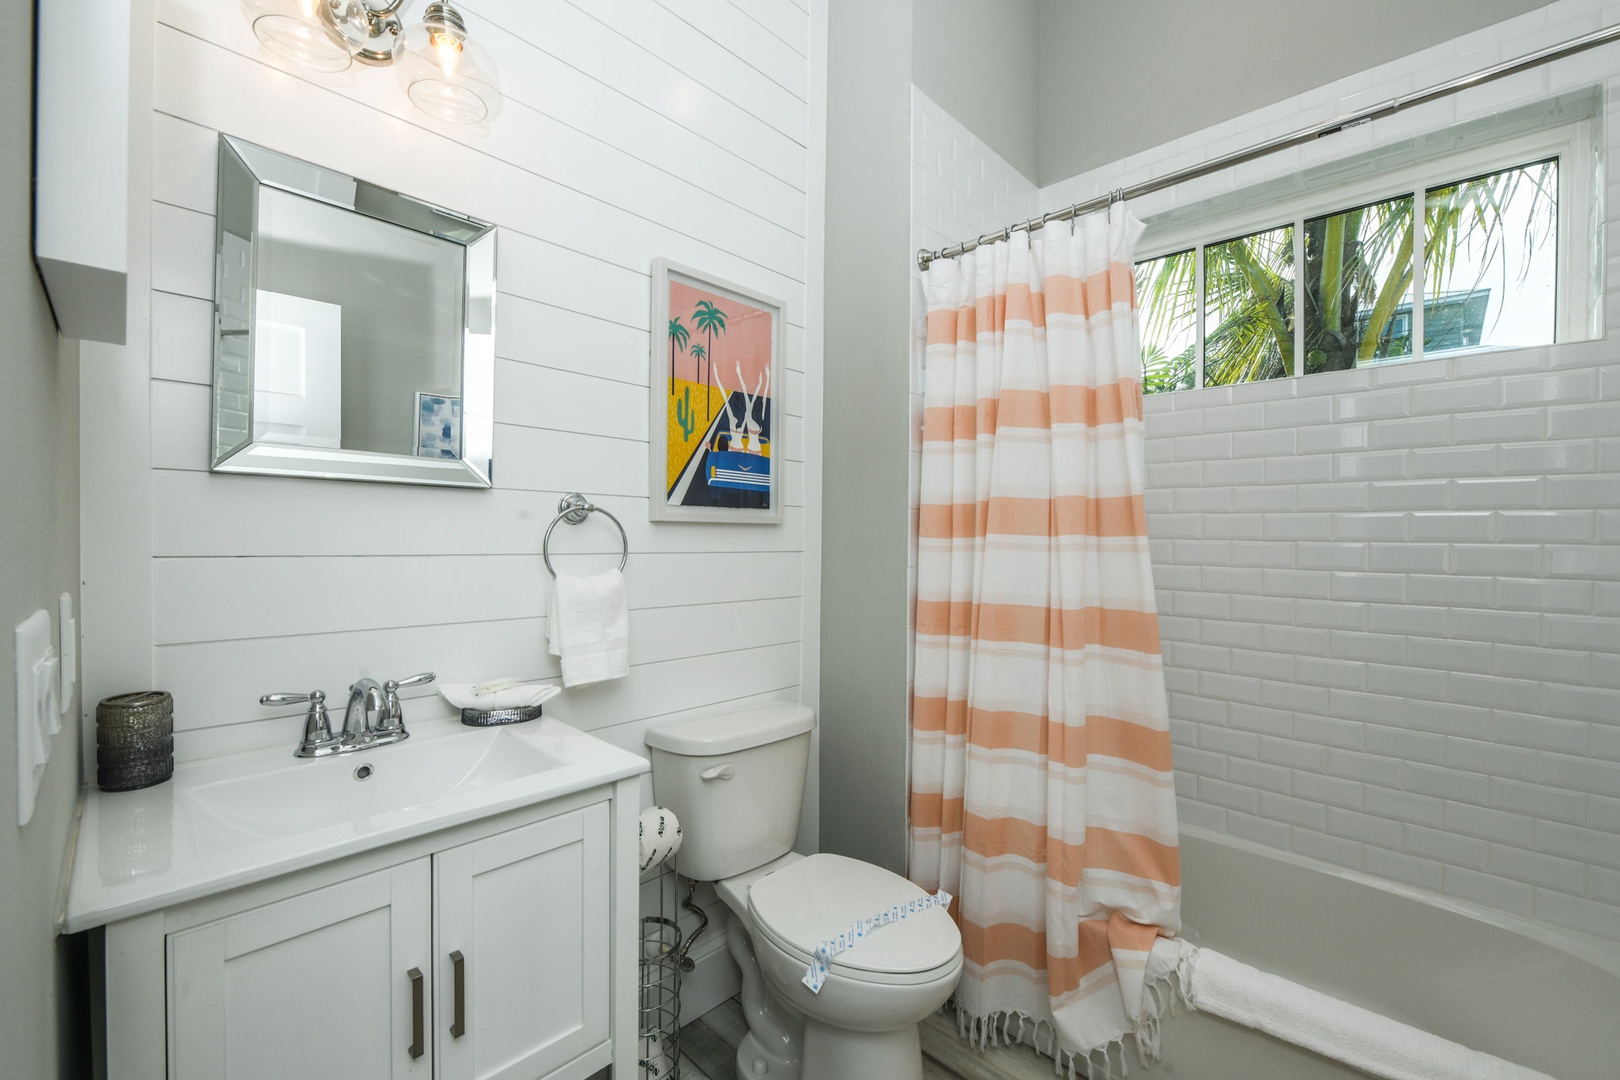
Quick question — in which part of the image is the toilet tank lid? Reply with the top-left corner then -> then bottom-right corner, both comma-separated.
644,704 -> 815,755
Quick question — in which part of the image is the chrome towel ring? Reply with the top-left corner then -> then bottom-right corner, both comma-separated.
542,493 -> 629,577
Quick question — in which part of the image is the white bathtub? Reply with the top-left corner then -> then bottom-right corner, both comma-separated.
1135,828 -> 1620,1080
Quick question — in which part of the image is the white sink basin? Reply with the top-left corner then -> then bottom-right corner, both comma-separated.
65,716 -> 650,934
184,729 -> 566,841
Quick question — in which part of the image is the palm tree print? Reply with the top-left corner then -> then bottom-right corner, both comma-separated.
691,299 -> 728,425
667,316 -> 689,396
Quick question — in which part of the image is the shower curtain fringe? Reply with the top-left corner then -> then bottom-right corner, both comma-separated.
950,957 -> 1183,1080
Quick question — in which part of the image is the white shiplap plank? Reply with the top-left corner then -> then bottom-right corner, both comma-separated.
160,0 -> 811,194
152,551 -> 803,644
497,360 -> 649,440
151,289 -> 212,384
652,0 -> 808,100
572,0 -> 807,139
151,109 -> 218,210
151,472 -> 807,558
151,378 -> 210,471
497,295 -> 652,387
149,26 -> 810,316
543,641 -> 802,739
499,231 -> 652,329
728,0 -> 809,57
152,27 -> 806,284
476,0 -> 806,180
493,424 -> 650,497
485,32 -> 807,225
150,201 -> 213,298
158,596 -> 801,730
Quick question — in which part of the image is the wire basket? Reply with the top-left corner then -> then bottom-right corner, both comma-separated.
639,864 -> 682,1079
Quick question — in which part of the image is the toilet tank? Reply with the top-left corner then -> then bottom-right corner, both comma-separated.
645,704 -> 815,882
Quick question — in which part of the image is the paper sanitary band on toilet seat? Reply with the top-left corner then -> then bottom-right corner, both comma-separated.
801,890 -> 953,993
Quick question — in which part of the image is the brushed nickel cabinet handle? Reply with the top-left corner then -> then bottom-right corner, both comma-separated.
408,967 -> 425,1059
450,950 -> 467,1038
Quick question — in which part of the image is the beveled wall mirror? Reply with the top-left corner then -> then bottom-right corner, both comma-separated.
211,135 -> 496,487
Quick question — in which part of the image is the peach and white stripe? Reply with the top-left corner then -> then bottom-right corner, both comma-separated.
908,211 -> 1181,1065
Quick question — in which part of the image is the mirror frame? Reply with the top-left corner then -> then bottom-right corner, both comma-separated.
211,135 -> 497,488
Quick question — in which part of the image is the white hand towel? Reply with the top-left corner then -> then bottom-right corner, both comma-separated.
546,568 -> 630,687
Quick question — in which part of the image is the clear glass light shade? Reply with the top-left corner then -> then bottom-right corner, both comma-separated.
240,0 -> 352,74
396,11 -> 501,124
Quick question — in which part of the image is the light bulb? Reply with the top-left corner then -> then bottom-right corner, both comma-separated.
430,30 -> 463,75
397,3 -> 499,125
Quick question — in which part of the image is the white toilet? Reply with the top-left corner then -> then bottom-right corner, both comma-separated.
646,704 -> 962,1080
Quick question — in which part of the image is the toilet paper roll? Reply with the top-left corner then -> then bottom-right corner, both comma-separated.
638,806 -> 683,874
639,1035 -> 676,1078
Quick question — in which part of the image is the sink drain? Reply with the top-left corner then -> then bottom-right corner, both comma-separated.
354,763 -> 375,781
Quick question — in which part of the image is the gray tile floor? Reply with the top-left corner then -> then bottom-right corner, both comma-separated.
674,998 -> 1055,1080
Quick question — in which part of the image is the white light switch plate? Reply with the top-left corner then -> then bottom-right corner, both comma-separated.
16,609 -> 60,827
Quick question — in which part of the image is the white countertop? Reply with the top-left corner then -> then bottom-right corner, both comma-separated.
65,717 -> 649,934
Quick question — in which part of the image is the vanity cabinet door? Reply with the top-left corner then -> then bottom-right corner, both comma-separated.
434,803 -> 611,1080
167,859 -> 434,1080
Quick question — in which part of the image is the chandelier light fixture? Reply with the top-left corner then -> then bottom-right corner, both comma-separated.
241,0 -> 501,124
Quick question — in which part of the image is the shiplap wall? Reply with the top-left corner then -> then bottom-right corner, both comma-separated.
1033,0 -> 1620,942
95,0 -> 822,1012
141,0 -> 817,757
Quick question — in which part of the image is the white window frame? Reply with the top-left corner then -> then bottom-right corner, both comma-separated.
1135,117 -> 1599,391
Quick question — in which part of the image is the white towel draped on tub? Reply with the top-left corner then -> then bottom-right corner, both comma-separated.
547,568 -> 630,687
1177,941 -> 1557,1080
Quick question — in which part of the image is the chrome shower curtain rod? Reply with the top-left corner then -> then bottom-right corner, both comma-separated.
916,22 -> 1620,271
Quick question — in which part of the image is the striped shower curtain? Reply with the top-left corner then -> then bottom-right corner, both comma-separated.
909,210 -> 1181,1069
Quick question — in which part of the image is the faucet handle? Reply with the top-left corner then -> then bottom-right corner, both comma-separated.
261,690 -> 320,706
263,690 -> 338,758
376,673 -> 435,739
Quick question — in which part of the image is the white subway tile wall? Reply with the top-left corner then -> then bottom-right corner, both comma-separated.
907,87 -> 1041,732
914,0 -> 1620,943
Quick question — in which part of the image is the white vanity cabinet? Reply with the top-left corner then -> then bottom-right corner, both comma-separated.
168,859 -> 435,1080
433,804 -> 610,1080
90,779 -> 637,1080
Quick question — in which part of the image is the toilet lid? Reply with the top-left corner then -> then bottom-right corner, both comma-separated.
748,853 -> 961,977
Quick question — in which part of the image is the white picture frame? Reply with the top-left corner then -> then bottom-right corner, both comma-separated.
648,258 -> 785,524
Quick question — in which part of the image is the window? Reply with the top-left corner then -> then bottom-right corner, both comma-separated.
1134,128 -> 1589,396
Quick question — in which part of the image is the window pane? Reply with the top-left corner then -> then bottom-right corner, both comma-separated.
1204,225 -> 1294,387
1134,249 -> 1196,394
1303,195 -> 1414,373
1424,158 -> 1558,354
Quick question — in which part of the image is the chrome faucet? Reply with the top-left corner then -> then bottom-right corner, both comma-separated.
262,671 -> 436,758
344,678 -> 388,744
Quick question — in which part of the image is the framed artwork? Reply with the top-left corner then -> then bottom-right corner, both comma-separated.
416,392 -> 461,458
649,259 -> 785,523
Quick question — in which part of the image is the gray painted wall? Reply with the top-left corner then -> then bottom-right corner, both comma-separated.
913,0 -> 1040,181
821,0 -> 914,873
1,0 -> 85,1074
1036,0 -> 1552,183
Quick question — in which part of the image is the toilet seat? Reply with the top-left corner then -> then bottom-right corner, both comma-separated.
749,853 -> 961,987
